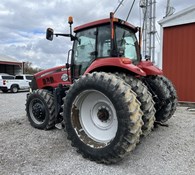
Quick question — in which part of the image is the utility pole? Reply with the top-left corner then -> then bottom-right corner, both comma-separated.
140,0 -> 156,62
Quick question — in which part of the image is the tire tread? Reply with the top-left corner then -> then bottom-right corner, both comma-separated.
63,72 -> 143,164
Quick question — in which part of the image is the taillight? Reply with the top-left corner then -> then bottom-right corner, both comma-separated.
3,80 -> 6,85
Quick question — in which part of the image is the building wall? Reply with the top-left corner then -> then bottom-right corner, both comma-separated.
163,23 -> 195,102
0,64 -> 22,75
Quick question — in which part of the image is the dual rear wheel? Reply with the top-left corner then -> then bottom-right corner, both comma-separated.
144,75 -> 178,123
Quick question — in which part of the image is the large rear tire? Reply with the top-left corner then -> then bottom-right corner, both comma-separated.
144,75 -> 173,123
26,89 -> 55,130
115,73 -> 155,136
161,76 -> 178,119
63,72 -> 143,164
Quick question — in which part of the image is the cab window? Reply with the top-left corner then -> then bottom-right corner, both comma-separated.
74,28 -> 96,64
97,25 -> 111,57
115,26 -> 139,62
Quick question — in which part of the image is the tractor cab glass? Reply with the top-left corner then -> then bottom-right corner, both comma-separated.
115,25 -> 140,63
97,25 -> 111,57
73,27 -> 96,78
72,23 -> 139,78
72,25 -> 111,78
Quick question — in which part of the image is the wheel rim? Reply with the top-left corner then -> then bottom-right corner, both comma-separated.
29,98 -> 46,125
72,90 -> 118,148
13,87 -> 18,93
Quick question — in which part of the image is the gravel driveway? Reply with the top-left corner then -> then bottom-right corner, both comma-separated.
0,92 -> 194,175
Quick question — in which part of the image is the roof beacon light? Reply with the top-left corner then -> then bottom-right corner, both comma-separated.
68,16 -> 73,25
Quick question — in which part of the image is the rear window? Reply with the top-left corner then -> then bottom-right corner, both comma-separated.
15,76 -> 23,80
1,76 -> 15,79
26,76 -> 33,80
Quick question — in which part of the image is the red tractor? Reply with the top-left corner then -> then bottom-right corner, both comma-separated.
26,13 -> 177,164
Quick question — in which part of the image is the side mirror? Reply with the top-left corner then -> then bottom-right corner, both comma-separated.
46,28 -> 54,41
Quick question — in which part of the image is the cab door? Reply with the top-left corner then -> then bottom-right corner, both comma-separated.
72,27 -> 97,79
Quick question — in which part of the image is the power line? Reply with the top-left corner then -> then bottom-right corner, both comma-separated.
114,0 -> 126,14
126,0 -> 136,21
155,26 -> 160,44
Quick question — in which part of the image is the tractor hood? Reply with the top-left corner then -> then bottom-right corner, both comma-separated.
34,65 -> 66,79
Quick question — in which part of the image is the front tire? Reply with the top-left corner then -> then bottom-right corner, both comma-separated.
26,89 -> 55,130
63,72 -> 143,164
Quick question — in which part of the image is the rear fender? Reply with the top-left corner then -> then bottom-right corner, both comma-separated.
137,61 -> 163,75
84,58 -> 146,76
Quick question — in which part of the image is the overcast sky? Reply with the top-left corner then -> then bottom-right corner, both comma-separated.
0,0 -> 194,69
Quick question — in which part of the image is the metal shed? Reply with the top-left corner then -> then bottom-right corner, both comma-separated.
0,55 -> 23,75
159,5 -> 195,102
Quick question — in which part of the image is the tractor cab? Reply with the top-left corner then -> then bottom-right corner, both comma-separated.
46,13 -> 142,80
72,16 -> 140,78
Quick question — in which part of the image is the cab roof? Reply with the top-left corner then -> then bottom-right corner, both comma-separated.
74,17 -> 138,33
